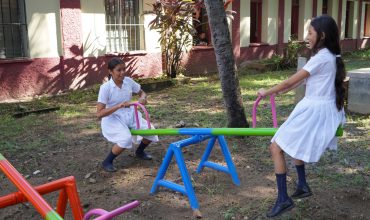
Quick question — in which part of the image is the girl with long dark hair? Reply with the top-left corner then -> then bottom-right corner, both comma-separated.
256,15 -> 346,217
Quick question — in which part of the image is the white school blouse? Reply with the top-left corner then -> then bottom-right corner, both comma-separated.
98,77 -> 158,148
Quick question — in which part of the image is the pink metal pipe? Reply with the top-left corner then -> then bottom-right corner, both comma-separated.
83,200 -> 140,220
252,95 -> 278,128
131,102 -> 151,129
270,95 -> 278,128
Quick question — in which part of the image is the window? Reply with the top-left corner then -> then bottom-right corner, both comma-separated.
105,0 -> 143,52
322,0 -> 328,14
291,0 -> 299,38
0,0 -> 28,59
364,4 -> 370,37
345,0 -> 355,38
250,0 -> 262,43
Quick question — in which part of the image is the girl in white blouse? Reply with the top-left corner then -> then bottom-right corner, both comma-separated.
97,58 -> 158,172
257,15 -> 346,217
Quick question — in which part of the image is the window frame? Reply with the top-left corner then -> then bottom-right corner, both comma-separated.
104,0 -> 144,53
0,0 -> 29,59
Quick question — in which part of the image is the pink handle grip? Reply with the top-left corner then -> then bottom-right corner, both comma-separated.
131,102 -> 151,129
252,95 -> 278,128
83,200 -> 140,220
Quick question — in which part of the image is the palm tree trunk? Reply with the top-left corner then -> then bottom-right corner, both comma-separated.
204,0 -> 248,128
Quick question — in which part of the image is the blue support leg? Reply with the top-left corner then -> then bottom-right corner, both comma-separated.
217,135 -> 240,186
196,136 -> 216,173
173,146 -> 199,210
150,147 -> 174,194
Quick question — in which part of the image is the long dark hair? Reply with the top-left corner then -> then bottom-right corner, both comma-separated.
310,15 -> 346,111
107,58 -> 124,79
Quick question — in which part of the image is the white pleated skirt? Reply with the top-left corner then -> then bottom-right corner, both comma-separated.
271,96 -> 345,163
101,107 -> 159,149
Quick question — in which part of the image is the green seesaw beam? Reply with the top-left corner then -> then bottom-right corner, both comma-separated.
130,127 -> 343,137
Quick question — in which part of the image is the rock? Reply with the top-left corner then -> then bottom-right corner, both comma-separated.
175,120 -> 186,128
47,177 -> 53,181
193,123 -> 200,127
85,173 -> 92,179
89,178 -> 96,184
193,209 -> 202,218
24,175 -> 30,179
33,170 -> 41,175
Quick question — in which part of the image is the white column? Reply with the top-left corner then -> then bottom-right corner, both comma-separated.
261,0 -> 278,44
284,0 -> 292,43
352,1 -> 359,39
240,0 -> 251,47
328,0 -> 339,23
298,0 -> 313,41
340,0 -> 346,39
316,0 -> 323,16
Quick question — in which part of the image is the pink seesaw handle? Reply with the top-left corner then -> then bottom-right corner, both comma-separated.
131,102 -> 151,129
83,200 -> 140,220
252,94 -> 278,128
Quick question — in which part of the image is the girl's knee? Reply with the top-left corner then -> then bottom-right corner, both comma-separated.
269,142 -> 282,155
142,138 -> 151,145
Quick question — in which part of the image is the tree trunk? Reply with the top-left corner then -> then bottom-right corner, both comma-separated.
204,0 -> 248,128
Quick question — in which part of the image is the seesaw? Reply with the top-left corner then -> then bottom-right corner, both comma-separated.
130,97 -> 343,217
0,98 -> 342,219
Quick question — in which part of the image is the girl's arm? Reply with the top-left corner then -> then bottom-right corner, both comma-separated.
277,78 -> 305,95
258,69 -> 310,97
137,89 -> 148,105
96,102 -> 130,119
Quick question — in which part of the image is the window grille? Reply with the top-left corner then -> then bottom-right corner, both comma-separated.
105,0 -> 143,52
0,0 -> 28,59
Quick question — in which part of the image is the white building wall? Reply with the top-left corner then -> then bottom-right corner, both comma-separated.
81,0 -> 106,57
25,0 -> 61,58
143,0 -> 172,52
142,14 -> 161,52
